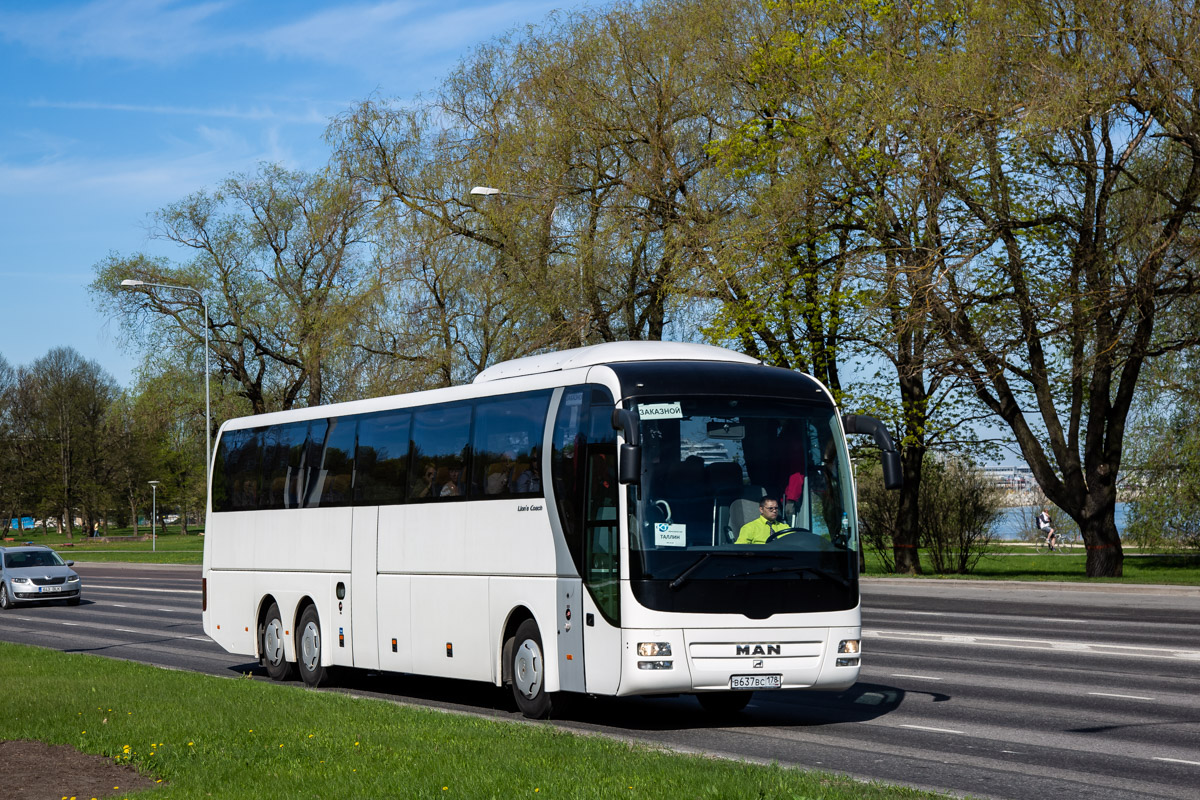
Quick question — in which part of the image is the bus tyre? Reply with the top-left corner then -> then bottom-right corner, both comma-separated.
296,605 -> 328,688
260,602 -> 295,681
511,619 -> 553,719
696,691 -> 753,715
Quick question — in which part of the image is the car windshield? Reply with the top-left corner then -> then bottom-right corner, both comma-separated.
628,396 -> 857,586
4,551 -> 66,569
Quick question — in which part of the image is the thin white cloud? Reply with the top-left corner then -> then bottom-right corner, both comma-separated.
0,0 -> 235,62
0,0 -> 577,72
28,99 -> 330,125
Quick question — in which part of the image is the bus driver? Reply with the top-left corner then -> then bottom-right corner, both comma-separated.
736,499 -> 789,544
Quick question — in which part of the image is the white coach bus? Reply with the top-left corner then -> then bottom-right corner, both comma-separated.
201,341 -> 901,717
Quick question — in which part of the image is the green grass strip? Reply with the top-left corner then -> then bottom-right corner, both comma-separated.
3,642 -> 950,799
863,548 -> 1200,584
2,529 -> 203,564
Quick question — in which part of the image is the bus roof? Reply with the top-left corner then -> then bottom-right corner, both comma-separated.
473,341 -> 759,383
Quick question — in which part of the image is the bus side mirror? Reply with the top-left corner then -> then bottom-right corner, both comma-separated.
611,407 -> 641,485
881,451 -> 903,491
842,414 -> 903,491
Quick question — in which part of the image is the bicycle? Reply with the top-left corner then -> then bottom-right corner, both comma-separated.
1034,529 -> 1075,554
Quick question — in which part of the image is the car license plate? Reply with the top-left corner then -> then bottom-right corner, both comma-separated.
731,674 -> 781,689
39,586 -> 62,593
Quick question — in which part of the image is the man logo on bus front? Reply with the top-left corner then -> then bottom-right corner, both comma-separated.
736,644 -> 781,656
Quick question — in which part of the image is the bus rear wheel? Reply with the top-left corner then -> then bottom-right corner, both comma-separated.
696,691 -> 753,715
296,605 -> 328,688
510,619 -> 553,719
259,602 -> 295,681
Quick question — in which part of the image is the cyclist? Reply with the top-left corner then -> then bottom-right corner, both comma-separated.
1037,508 -> 1056,551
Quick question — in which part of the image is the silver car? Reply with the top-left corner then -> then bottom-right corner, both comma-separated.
0,545 -> 82,608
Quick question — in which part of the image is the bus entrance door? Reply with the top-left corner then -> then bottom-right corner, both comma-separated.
582,449 -> 621,695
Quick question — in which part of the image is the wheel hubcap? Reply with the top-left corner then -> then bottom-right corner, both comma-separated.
513,638 -> 543,699
300,622 -> 320,670
264,619 -> 284,665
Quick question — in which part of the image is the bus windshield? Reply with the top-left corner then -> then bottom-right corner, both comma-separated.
628,396 -> 857,603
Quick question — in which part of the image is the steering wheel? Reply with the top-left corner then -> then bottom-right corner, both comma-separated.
653,499 -> 673,524
765,526 -> 804,543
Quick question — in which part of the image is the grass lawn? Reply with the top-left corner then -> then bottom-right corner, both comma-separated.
1,527 -> 203,565
3,642 -> 950,800
863,546 -> 1200,584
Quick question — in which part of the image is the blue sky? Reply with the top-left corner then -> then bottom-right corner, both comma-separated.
0,0 -> 582,386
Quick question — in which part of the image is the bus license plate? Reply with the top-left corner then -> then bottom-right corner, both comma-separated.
731,674 -> 781,690
39,586 -> 62,593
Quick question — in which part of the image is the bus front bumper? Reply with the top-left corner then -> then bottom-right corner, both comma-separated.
617,627 -> 861,696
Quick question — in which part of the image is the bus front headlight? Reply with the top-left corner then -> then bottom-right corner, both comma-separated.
637,642 -> 672,657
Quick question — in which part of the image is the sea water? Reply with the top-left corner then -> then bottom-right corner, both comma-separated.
992,503 -> 1128,540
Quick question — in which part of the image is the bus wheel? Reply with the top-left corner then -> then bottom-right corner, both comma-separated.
696,691 -> 753,715
296,605 -> 328,688
511,619 -> 553,719
260,602 -> 294,681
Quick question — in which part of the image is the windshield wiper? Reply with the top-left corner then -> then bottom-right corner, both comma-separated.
727,565 -> 851,587
669,551 -> 785,590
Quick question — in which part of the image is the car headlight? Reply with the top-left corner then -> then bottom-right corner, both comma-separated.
11,577 -> 32,585
68,575 -> 80,582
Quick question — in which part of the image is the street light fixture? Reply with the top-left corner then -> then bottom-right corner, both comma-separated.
148,480 -> 161,552
470,185 -> 538,200
120,279 -> 212,490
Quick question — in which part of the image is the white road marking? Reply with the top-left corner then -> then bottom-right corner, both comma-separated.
1088,692 -> 1154,701
891,673 -> 943,681
865,628 -> 1200,660
85,584 -> 201,595
1154,757 -> 1200,767
115,629 -> 142,634
899,724 -> 964,735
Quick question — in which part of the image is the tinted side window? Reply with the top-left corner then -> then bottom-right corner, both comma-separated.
356,410 -> 412,506
261,422 -> 311,510
410,405 -> 472,500
308,417 -> 356,507
472,391 -> 551,498
215,427 -> 263,512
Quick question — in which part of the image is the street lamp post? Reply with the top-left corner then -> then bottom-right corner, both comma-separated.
120,280 -> 212,486
148,480 -> 161,552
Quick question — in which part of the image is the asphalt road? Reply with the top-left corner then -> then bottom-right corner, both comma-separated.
1,563 -> 1197,800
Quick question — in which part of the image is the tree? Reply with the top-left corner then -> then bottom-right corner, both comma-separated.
1123,342 -> 1200,552
926,0 -> 1200,576
328,0 -> 744,377
93,163 -> 375,414
706,0 -> 994,572
9,348 -> 117,537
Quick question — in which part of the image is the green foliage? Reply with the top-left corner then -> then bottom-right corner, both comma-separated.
857,454 -> 1002,575
917,458 -> 1003,574
856,460 -> 900,573
1124,356 -> 1200,553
